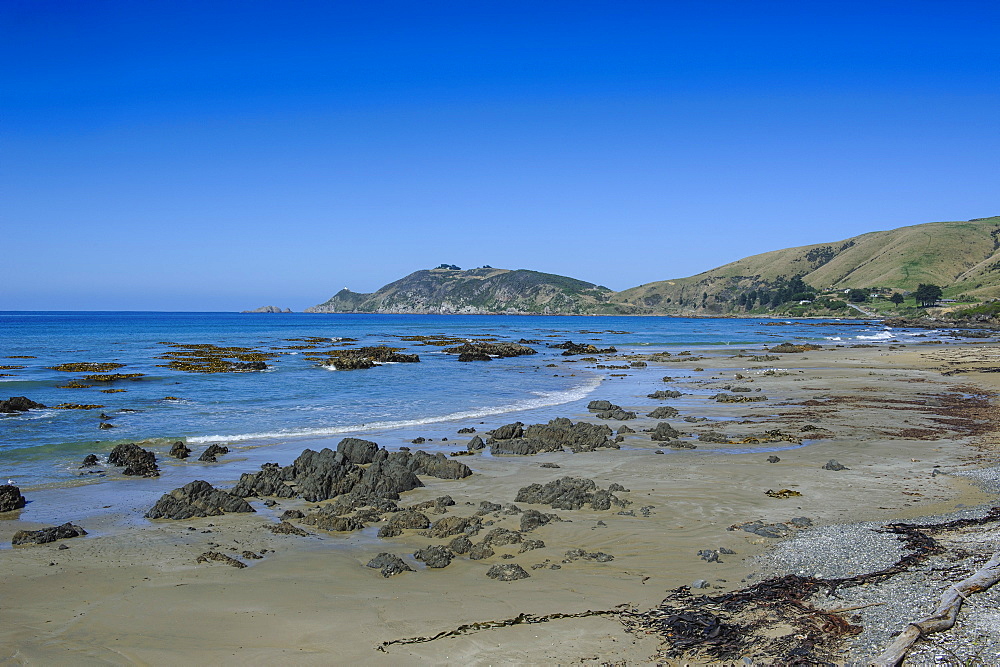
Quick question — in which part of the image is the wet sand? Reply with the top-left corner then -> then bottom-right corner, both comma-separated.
3,341 -> 1000,664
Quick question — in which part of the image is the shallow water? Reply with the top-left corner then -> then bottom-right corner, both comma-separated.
0,312 -> 925,491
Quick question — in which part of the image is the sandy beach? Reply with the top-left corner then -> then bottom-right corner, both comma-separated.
4,340 -> 1000,665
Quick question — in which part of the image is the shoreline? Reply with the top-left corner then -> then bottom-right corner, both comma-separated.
3,340 -> 1000,663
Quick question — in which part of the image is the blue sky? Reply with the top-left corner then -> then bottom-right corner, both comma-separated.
3,0 -> 998,310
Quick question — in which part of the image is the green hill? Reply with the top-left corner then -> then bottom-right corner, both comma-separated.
612,216 -> 1000,314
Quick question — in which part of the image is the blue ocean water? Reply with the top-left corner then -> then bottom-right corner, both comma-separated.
0,312 -> 918,491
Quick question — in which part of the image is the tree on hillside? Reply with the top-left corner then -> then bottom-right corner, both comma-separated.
848,289 -> 868,303
890,293 -> 905,305
913,284 -> 943,307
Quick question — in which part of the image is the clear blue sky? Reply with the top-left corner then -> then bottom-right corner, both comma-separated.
3,0 -> 998,310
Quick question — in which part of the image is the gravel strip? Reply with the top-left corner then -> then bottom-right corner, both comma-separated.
753,478 -> 1000,665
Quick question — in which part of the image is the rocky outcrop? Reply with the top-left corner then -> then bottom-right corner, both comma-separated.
650,422 -> 681,441
145,480 -> 254,519
442,341 -> 537,360
515,477 -> 627,511
488,418 -> 618,455
552,341 -> 617,356
647,406 -> 679,419
366,553 -> 414,577
169,442 -> 191,459
647,390 -> 682,399
0,396 -> 46,413
198,443 -> 229,462
0,485 -> 26,512
12,522 -> 87,545
324,346 -> 420,370
336,437 -> 380,464
413,545 -> 453,568
108,443 -> 159,477
486,563 -> 530,580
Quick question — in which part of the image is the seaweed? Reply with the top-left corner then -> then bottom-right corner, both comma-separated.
48,362 -> 126,372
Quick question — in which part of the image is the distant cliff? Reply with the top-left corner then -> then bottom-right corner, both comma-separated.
305,267 -> 635,315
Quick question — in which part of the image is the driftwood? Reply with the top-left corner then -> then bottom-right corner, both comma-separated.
875,550 -> 1000,666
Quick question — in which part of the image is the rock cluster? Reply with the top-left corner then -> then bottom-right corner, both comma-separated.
442,341 -> 537,361
366,552 -> 414,577
552,341 -> 616,356
325,346 -> 419,370
487,418 -> 618,456
108,443 -> 159,477
233,438 -> 471,505
145,480 -> 255,519
515,477 -> 628,510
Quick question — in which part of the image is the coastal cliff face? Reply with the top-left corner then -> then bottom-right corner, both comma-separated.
305,267 -> 636,315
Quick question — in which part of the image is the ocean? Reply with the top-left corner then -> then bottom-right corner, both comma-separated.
0,312 -> 927,497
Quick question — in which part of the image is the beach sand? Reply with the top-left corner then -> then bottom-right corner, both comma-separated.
3,342 -> 1000,664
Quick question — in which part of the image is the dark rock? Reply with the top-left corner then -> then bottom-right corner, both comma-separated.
443,341 -> 536,359
198,443 -> 230,463
448,535 -> 473,554
169,442 -> 191,459
650,422 -> 681,441
476,501 -> 502,514
108,443 -> 159,477
486,563 -> 530,580
539,462 -> 561,468
789,517 -> 813,528
423,515 -> 481,538
233,462 -> 298,499
519,539 -> 545,553
301,513 -> 365,532
280,509 -> 305,520
698,431 -> 730,443
466,435 -> 485,451
366,552 -> 413,577
411,437 -> 426,444
468,542 -> 495,560
483,528 -> 522,547
98,422 -> 115,430
618,425 -> 635,434
520,508 -> 557,532
409,450 -> 472,479
667,441 -> 697,450
587,400 -> 619,412
490,438 -> 559,456
0,485 -> 27,512
647,390 -> 682,399
823,459 -> 849,471
595,409 -> 636,421
146,480 -> 255,520
413,545 -> 453,568
554,341 -> 616,356
196,551 -> 246,568
515,477 -> 624,511
336,437 -> 380,464
377,509 -> 431,538
766,455 -> 781,463
12,522 -> 87,545
524,418 -> 617,453
647,406 -> 679,419
0,396 -> 46,413
489,422 -> 525,440
80,454 -> 100,468
457,427 -> 476,434
265,521 -> 311,536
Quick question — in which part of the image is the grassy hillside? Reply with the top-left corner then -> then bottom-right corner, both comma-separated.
613,216 -> 1000,314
